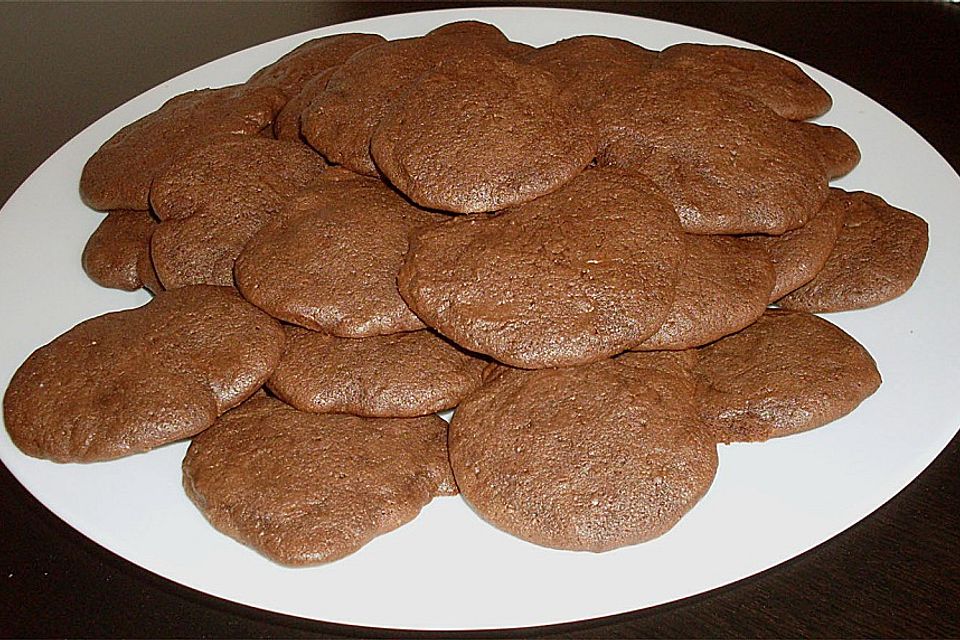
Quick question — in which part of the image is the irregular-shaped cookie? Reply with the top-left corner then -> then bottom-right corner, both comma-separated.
302,22 -> 527,175
371,50 -> 597,214
694,309 -> 881,442
527,35 -> 657,113
449,355 -> 717,552
778,190 -> 928,312
632,236 -> 775,351
246,32 -> 385,99
597,72 -> 829,235
3,286 -> 285,463
268,327 -> 488,417
398,169 -> 685,368
744,187 -> 847,301
797,122 -> 861,179
79,85 -> 285,211
235,171 -> 443,336
655,43 -> 832,120
182,396 -> 456,566
149,136 -> 328,288
82,209 -> 157,291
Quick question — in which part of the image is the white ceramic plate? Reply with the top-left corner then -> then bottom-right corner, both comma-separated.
1,7 -> 959,632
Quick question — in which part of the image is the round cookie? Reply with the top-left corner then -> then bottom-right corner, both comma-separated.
235,171 -> 444,337
449,355 -> 718,552
655,43 -> 832,120
371,50 -> 597,214
182,396 -> 456,566
694,309 -> 881,443
246,32 -> 385,99
79,85 -> 285,211
398,168 -> 686,369
596,71 -> 829,235
301,36 -> 443,175
272,69 -> 336,141
526,35 -> 657,113
82,209 -> 157,291
744,187 -> 847,301
302,22 -> 527,176
796,121 -> 861,179
777,190 -> 929,312
424,20 -> 533,57
3,286 -> 285,463
632,236 -> 775,351
149,136 -> 328,288
268,327 -> 488,417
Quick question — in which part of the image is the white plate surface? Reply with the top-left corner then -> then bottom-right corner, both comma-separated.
1,7 -> 959,632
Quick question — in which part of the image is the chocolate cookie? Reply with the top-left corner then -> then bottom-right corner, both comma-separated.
632,236 -> 775,351
424,20 -> 533,57
398,168 -> 685,368
3,286 -> 284,463
268,327 -> 488,417
449,355 -> 717,552
526,35 -> 657,113
694,309 -> 881,442
149,136 -> 328,288
272,69 -> 335,141
79,85 -> 285,211
182,396 -> 456,566
82,209 -> 157,291
235,171 -> 443,336
797,122 -> 861,179
302,22 -> 526,175
597,72 -> 829,235
371,50 -> 597,213
655,43 -> 832,120
778,190 -> 928,312
246,32 -> 385,99
744,187 -> 847,301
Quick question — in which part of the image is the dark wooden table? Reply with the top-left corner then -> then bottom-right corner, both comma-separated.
1,2 -> 958,637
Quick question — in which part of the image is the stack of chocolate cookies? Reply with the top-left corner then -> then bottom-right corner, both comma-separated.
3,22 -> 928,564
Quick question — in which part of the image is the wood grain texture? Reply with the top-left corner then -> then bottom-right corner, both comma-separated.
1,2 -> 958,637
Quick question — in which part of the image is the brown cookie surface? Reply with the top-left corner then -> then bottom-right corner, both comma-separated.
136,246 -> 164,295
246,32 -> 385,99
182,396 -> 456,566
371,50 -> 597,214
3,286 -> 285,463
797,122 -> 861,179
79,85 -> 285,211
597,72 -> 829,235
694,309 -> 881,442
526,35 -> 657,113
777,190 -> 929,312
235,171 -> 443,336
449,355 -> 717,552
744,187 -> 847,301
149,136 -> 327,288
632,236 -> 775,351
655,43 -> 832,120
398,168 -> 685,368
302,22 -> 526,176
82,209 -> 157,291
268,327 -> 488,417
